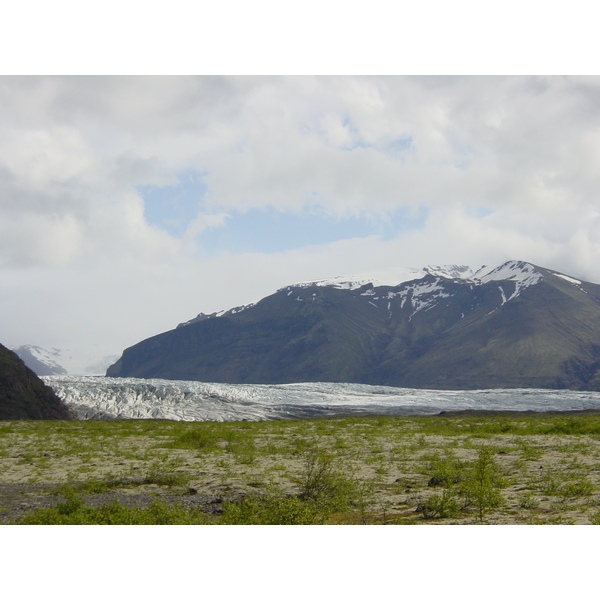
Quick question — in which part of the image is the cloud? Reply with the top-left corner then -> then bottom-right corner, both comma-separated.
0,212 -> 84,267
2,75 -> 600,371
192,76 -> 600,220
183,212 -> 230,245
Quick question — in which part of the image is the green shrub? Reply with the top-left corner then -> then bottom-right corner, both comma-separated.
517,440 -> 543,461
219,496 -> 325,525
15,496 -> 207,525
142,461 -> 188,487
460,447 -> 505,522
539,418 -> 600,436
561,478 -> 594,498
517,492 -> 539,510
539,471 -> 561,495
168,429 -> 221,452
73,480 -> 110,494
418,490 -> 462,520
424,451 -> 466,487
296,451 -> 358,512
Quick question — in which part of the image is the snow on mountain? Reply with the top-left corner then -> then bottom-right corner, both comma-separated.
471,261 -> 545,305
281,260 -> 545,304
423,265 -> 475,279
13,345 -> 68,376
278,266 -> 427,292
553,273 -> 582,285
177,303 -> 256,328
178,260 -> 581,331
272,260 -> 568,326
398,279 -> 453,320
474,260 -> 544,286
176,260 -> 550,331
283,260 -> 544,292
11,345 -> 122,377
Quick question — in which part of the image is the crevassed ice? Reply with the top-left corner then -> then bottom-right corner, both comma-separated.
43,376 -> 600,422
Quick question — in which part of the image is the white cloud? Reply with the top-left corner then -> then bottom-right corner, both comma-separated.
0,212 -> 84,267
2,76 -> 600,371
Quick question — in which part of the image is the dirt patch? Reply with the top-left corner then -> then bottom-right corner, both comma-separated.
2,415 -> 600,524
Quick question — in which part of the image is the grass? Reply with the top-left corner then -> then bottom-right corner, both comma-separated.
16,495 -> 209,525
4,412 -> 600,524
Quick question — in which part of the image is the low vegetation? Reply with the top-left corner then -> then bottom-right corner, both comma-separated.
3,412 -> 600,524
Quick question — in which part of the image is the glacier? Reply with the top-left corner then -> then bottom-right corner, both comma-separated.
43,376 -> 600,422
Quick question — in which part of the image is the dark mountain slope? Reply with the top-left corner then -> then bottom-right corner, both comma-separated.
107,261 -> 600,391
108,285 -> 392,383
384,282 -> 600,389
0,343 -> 73,420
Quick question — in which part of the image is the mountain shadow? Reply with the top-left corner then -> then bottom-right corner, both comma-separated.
0,343 -> 74,420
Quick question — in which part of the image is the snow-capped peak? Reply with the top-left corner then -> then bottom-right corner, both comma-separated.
279,267 -> 428,292
469,261 -> 544,304
282,262 -> 539,292
182,260 -> 549,330
423,265 -> 475,280
276,260 -> 549,316
13,345 -> 68,376
473,260 -> 543,286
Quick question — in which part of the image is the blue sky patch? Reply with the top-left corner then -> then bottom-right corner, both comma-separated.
139,170 -> 428,254
140,170 -> 207,236
195,206 -> 428,254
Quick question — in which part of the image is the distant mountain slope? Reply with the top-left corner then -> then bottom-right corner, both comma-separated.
0,343 -> 74,419
106,261 -> 600,391
13,345 -> 68,376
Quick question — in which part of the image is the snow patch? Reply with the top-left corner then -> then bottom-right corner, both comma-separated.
474,261 -> 543,301
281,267 -> 428,291
178,303 -> 255,327
424,265 -> 474,280
553,273 -> 582,285
498,285 -> 508,305
392,279 -> 453,321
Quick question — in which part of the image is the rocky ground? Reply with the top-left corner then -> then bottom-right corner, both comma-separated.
2,412 -> 600,524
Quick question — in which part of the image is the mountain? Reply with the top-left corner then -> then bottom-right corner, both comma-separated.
0,343 -> 74,419
106,260 -> 600,391
13,345 -> 68,376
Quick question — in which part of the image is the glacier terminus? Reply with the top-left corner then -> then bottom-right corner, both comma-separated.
44,376 -> 600,422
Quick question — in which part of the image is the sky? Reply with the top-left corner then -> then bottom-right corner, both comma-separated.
2,74 -> 600,373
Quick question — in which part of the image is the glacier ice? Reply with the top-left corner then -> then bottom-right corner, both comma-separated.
43,376 -> 600,422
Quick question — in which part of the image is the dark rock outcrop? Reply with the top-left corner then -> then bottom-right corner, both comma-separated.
0,343 -> 73,420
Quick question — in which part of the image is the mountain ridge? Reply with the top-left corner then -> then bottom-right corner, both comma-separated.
0,343 -> 74,420
13,345 -> 69,376
106,260 -> 600,391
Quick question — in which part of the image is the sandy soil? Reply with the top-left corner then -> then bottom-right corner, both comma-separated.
2,415 -> 600,524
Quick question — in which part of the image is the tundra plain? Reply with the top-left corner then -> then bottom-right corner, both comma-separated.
3,412 -> 600,524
